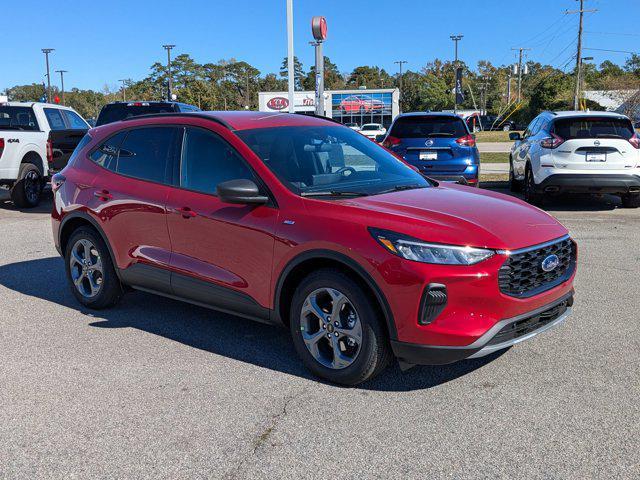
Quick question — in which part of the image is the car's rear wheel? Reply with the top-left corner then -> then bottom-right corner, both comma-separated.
621,193 -> 640,208
65,227 -> 124,309
290,269 -> 392,385
523,164 -> 544,206
509,158 -> 522,192
11,163 -> 43,208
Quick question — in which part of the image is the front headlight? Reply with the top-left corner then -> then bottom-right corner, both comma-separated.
369,228 -> 495,265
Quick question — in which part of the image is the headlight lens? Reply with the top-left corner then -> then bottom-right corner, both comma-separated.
370,228 -> 495,265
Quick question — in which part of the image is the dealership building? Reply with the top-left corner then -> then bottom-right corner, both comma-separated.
258,88 -> 400,128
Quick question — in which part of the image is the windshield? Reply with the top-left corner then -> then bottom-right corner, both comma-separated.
361,125 -> 380,131
390,116 -> 467,138
95,103 -> 176,126
552,117 -> 634,140
236,126 -> 429,197
0,106 -> 40,131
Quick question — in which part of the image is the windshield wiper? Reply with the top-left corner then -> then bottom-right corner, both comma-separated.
377,184 -> 427,195
300,190 -> 369,197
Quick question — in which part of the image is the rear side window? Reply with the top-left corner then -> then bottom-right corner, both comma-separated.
62,110 -> 88,129
552,117 -> 634,140
90,131 -> 127,170
68,134 -> 93,166
180,127 -> 254,195
0,106 -> 40,131
390,116 -> 467,138
116,127 -> 178,184
44,108 -> 66,130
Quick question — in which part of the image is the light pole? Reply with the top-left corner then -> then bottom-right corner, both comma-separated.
311,16 -> 328,116
41,48 -> 54,102
118,79 -> 128,102
162,44 -> 175,101
450,35 -> 463,114
394,60 -> 407,113
286,0 -> 295,113
55,70 -> 67,105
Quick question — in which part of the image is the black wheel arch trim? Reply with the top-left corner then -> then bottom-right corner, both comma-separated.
273,249 -> 397,340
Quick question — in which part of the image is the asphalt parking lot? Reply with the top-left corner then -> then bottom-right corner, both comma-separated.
0,186 -> 638,479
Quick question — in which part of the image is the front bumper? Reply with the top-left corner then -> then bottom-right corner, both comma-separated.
537,174 -> 640,194
390,291 -> 573,365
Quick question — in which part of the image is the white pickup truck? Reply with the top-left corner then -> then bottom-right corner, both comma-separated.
0,101 -> 89,207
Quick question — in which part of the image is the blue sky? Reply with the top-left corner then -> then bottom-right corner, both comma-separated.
1,0 -> 637,92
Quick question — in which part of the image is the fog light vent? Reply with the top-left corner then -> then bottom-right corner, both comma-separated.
419,284 -> 447,325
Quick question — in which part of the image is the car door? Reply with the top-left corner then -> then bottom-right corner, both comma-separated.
165,125 -> 279,320
43,108 -> 88,173
513,117 -> 540,177
86,125 -> 181,293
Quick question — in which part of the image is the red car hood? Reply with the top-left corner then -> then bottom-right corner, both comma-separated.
338,184 -> 568,251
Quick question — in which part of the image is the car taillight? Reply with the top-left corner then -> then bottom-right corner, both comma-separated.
51,173 -> 66,193
628,132 -> 640,149
46,139 -> 53,163
127,102 -> 149,107
383,136 -> 401,148
540,132 -> 564,149
0,138 -> 4,158
456,134 -> 476,147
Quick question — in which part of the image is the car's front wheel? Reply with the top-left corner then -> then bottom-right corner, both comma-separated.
509,158 -> 522,192
523,164 -> 544,206
290,269 -> 392,385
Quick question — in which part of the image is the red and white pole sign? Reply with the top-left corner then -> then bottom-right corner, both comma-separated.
311,16 -> 327,41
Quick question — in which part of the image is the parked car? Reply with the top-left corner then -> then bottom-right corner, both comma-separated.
382,112 -> 480,186
0,101 -> 89,207
345,123 -> 361,131
95,101 -> 200,126
339,95 -> 384,114
467,114 -> 517,132
52,111 -> 576,385
359,123 -> 386,140
509,111 -> 640,207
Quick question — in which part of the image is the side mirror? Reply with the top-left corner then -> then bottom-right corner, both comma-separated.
217,179 -> 269,205
509,132 -> 522,141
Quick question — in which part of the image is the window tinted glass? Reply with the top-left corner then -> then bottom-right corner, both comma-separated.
0,106 -> 40,131
181,128 -> 254,194
390,116 -> 467,138
95,103 -> 177,126
236,126 -> 428,197
44,108 -> 66,130
68,134 -> 92,166
117,127 -> 176,183
62,110 -> 88,129
90,131 -> 127,170
552,117 -> 634,140
361,124 -> 380,131
524,117 -> 540,138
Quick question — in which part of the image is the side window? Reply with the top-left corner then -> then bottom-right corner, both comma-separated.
90,131 -> 127,170
180,127 -> 254,195
524,118 -> 540,139
116,127 -> 177,184
62,110 -> 88,129
44,108 -> 66,130
68,134 -> 93,166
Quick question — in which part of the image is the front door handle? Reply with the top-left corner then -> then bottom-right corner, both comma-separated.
94,189 -> 113,201
174,206 -> 197,219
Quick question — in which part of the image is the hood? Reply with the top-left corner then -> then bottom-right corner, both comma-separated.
336,184 -> 568,251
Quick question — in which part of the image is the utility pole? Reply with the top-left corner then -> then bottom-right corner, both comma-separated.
41,48 -> 54,103
162,44 -> 175,101
55,70 -> 67,105
450,35 -> 463,114
118,79 -> 128,102
511,47 -> 531,102
394,60 -> 407,113
286,0 -> 295,113
566,0 -> 597,110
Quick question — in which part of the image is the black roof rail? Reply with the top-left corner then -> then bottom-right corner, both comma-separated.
119,112 -> 235,130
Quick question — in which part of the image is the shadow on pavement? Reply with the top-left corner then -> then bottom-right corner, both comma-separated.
0,256 -> 503,392
0,188 -> 54,214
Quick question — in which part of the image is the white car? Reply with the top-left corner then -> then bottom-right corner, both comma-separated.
0,101 -> 89,207
359,123 -> 387,140
509,111 -> 640,208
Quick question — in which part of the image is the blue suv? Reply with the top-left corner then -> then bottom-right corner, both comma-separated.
382,112 -> 480,186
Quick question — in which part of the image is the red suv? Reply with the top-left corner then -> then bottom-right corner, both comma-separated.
51,112 -> 576,385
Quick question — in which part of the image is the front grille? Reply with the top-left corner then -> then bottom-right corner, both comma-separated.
498,237 -> 575,298
486,298 -> 571,346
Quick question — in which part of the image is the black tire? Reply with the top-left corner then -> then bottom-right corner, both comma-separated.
10,163 -> 44,208
621,193 -> 640,208
509,158 -> 522,192
523,164 -> 544,206
289,268 -> 392,385
64,226 -> 124,309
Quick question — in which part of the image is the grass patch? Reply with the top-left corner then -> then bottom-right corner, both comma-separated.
480,152 -> 510,163
475,131 -> 521,143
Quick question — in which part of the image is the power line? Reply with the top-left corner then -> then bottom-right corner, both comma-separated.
583,47 -> 639,55
584,30 -> 640,37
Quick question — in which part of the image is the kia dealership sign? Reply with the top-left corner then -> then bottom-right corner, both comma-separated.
266,97 -> 289,110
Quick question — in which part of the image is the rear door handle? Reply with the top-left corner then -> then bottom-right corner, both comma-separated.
94,189 -> 113,200
174,206 -> 197,219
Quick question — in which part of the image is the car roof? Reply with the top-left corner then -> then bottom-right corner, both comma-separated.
395,112 -> 459,119
548,110 -> 629,119
0,101 -> 75,110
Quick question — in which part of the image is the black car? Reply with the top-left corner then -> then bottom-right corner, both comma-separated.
95,101 -> 200,126
467,115 -> 517,132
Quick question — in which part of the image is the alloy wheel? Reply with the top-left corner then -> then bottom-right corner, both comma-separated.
69,239 -> 104,298
24,170 -> 41,204
300,287 -> 363,370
